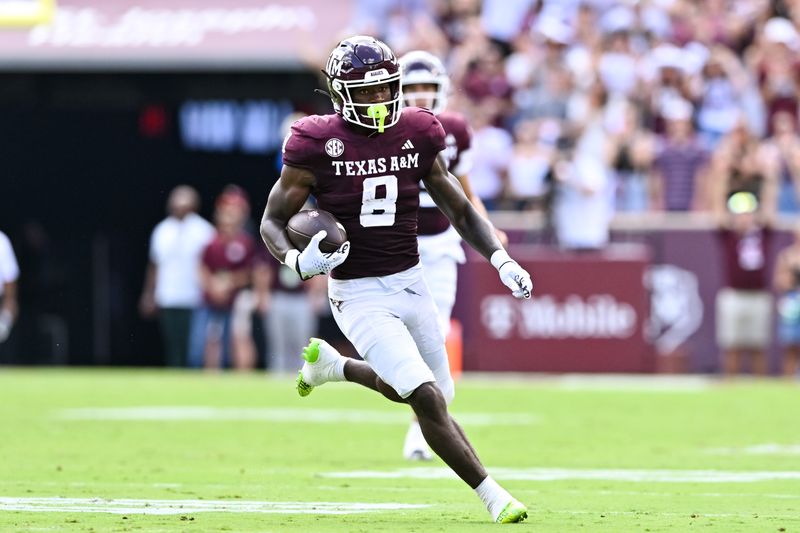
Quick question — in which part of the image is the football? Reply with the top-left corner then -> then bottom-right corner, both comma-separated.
286,209 -> 348,253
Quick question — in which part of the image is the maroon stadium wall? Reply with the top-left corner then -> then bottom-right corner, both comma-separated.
455,228 -> 792,374
456,245 -> 654,373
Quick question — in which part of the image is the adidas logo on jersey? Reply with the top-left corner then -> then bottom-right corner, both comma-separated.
402,140 -> 415,150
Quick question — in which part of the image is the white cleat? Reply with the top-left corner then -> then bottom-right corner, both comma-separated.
296,337 -> 344,397
403,420 -> 434,461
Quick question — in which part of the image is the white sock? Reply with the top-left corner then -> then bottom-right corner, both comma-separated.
328,356 -> 347,382
475,476 -> 513,521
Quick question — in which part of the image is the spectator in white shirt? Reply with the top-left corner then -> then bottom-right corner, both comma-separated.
140,185 -> 215,367
554,84 -> 614,249
0,230 -> 19,346
467,101 -> 514,210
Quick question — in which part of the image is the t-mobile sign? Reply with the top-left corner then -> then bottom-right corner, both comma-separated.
456,246 -> 654,373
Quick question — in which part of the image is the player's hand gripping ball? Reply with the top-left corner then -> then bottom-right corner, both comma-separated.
287,209 -> 348,253
286,209 -> 350,280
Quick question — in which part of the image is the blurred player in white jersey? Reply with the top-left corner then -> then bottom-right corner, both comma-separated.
0,230 -> 19,349
399,50 -> 508,461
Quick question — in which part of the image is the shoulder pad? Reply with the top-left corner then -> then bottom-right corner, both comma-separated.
291,114 -> 340,141
400,106 -> 439,133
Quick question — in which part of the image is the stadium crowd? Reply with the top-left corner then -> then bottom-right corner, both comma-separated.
345,0 -> 800,229
341,0 -> 800,378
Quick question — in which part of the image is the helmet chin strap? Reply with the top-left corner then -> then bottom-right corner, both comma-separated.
367,104 -> 389,133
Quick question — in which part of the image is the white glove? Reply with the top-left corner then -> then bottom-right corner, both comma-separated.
0,309 -> 13,343
491,250 -> 532,299
284,230 -> 350,280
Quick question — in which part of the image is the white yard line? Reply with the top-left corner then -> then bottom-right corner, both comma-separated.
322,467 -> 800,483
555,374 -> 711,392
542,509 -> 800,519
55,406 -> 538,426
314,485 -> 800,500
706,443 -> 800,455
461,373 -> 713,391
0,497 -> 429,515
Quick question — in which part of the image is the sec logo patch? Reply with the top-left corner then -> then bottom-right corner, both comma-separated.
325,138 -> 344,158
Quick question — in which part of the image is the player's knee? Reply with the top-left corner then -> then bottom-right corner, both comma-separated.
408,382 -> 447,421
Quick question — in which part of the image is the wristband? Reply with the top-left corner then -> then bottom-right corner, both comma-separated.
284,249 -> 300,270
490,249 -> 513,271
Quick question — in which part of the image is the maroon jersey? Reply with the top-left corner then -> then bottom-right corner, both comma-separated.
202,231 -> 255,308
418,111 -> 472,236
717,228 -> 773,290
282,107 -> 446,279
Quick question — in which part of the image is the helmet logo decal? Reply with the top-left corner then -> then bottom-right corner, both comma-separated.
364,69 -> 389,80
325,48 -> 348,77
324,138 -> 345,157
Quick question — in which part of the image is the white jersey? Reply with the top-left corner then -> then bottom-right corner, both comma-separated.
149,213 -> 215,308
0,231 -> 19,298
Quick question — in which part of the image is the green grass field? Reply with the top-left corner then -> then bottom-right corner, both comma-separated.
1,369 -> 799,532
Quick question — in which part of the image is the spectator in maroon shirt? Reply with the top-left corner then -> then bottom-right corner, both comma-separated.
459,42 -> 513,104
715,191 -> 774,376
188,185 -> 256,369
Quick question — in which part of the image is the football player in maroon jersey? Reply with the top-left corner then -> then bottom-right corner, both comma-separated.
260,35 -> 531,524
398,49 -> 509,462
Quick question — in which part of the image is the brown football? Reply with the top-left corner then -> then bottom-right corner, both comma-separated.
286,209 -> 348,253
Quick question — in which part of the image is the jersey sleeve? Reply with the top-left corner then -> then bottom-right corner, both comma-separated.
281,117 -> 321,170
450,117 -> 473,176
427,114 -> 447,155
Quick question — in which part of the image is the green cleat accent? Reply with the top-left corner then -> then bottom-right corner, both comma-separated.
302,339 -> 321,363
296,339 -> 322,397
495,501 -> 528,524
296,371 -> 314,397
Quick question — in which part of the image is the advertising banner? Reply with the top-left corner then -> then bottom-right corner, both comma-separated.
456,227 -> 792,374
456,245 -> 654,373
0,0 -> 354,68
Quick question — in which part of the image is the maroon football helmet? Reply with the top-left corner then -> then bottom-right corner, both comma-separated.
324,35 -> 402,131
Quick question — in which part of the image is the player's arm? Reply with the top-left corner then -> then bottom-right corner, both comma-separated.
424,155 -> 501,257
453,172 -> 509,248
259,164 -> 315,264
423,155 -> 531,298
259,164 -> 350,280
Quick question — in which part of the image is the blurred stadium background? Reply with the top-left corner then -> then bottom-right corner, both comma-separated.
3,0 -> 800,376
2,2 -> 800,532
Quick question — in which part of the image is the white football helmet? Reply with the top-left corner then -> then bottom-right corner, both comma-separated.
399,50 -> 450,115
